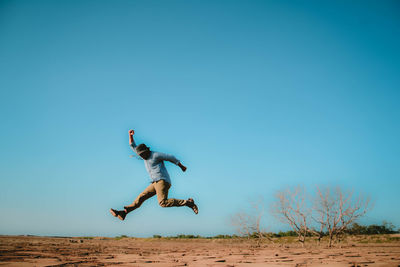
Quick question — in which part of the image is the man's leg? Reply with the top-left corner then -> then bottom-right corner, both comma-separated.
124,183 -> 156,214
153,180 -> 188,207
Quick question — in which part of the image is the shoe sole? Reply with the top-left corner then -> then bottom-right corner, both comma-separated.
110,209 -> 125,220
187,199 -> 198,214
192,204 -> 199,214
110,209 -> 118,217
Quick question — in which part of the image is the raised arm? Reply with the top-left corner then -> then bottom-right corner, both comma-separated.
129,130 -> 138,154
157,152 -> 187,172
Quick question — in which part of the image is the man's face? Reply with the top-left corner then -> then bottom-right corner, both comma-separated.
139,150 -> 151,160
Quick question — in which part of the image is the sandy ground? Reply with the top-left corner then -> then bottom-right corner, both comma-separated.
1,235 -> 400,267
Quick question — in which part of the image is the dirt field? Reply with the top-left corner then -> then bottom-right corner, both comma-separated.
1,235 -> 400,267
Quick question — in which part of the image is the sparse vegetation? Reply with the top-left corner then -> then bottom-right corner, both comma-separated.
272,186 -> 311,246
269,185 -> 373,247
152,234 -> 237,239
114,235 -> 128,240
228,185 -> 400,247
230,197 -> 273,245
113,225 -> 397,245
346,221 -> 399,235
312,186 -> 371,247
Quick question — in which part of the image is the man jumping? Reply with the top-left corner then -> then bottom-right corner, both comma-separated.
110,130 -> 198,221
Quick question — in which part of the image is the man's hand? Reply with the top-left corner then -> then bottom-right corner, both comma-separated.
129,130 -> 135,145
178,163 -> 187,172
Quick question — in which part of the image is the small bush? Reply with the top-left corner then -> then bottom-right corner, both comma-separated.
272,231 -> 298,237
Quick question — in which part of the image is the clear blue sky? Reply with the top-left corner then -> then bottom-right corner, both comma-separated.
0,0 -> 399,237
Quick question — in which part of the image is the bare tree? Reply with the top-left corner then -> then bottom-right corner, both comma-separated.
313,186 -> 371,247
231,197 -> 270,241
272,186 -> 311,246
309,204 -> 326,245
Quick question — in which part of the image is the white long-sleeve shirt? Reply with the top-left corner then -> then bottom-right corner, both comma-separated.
130,141 -> 180,184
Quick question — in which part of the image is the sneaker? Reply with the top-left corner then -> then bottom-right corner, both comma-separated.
110,208 -> 126,221
186,198 -> 198,214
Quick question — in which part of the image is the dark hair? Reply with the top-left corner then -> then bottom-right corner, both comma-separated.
136,144 -> 151,160
136,143 -> 150,153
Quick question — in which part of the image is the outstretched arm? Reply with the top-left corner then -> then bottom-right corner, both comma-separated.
157,152 -> 187,172
177,162 -> 187,172
129,130 -> 138,154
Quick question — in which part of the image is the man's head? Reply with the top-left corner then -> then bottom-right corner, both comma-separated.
136,143 -> 151,160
